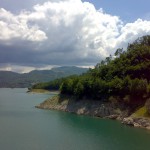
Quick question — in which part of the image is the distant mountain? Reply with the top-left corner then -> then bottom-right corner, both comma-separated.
0,66 -> 88,88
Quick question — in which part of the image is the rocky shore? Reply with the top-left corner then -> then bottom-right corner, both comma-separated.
122,117 -> 150,130
36,95 -> 150,130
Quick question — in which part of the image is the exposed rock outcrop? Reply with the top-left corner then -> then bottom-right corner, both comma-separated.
36,95 -> 150,130
122,117 -> 150,129
36,95 -> 122,117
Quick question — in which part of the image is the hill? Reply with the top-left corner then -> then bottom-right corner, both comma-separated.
34,35 -> 150,130
0,66 -> 88,88
33,35 -> 150,112
59,36 -> 150,107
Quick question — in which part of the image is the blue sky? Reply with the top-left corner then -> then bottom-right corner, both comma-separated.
0,0 -> 150,72
1,0 -> 150,21
83,0 -> 150,22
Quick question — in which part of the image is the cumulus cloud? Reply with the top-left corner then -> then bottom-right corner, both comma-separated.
0,0 -> 150,72
0,8 -> 47,41
118,19 -> 150,47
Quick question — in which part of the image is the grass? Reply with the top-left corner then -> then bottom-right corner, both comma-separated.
43,95 -> 69,105
29,89 -> 59,94
131,106 -> 150,118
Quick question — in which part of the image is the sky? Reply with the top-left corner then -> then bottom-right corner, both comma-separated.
0,0 -> 150,73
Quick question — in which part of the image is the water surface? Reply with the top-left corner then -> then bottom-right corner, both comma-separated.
0,88 -> 150,150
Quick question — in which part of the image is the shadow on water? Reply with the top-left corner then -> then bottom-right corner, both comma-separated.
52,109 -> 150,150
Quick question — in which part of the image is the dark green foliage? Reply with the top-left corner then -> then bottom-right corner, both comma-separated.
58,35 -> 150,106
130,79 -> 146,95
31,35 -> 150,107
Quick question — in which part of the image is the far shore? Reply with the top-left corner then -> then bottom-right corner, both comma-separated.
27,89 -> 60,94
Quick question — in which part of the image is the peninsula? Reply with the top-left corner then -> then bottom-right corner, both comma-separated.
33,35 -> 150,130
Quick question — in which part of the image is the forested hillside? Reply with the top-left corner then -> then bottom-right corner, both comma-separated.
0,66 -> 88,88
32,35 -> 150,107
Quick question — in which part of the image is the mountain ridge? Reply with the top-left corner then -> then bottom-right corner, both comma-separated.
0,66 -> 88,88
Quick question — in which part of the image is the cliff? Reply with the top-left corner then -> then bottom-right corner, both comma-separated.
36,95 -> 150,130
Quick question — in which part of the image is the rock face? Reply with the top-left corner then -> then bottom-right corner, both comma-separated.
36,96 -> 122,118
122,117 -> 134,126
36,95 -> 150,130
122,117 -> 150,129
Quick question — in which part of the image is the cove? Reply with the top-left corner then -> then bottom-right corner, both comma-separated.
0,88 -> 150,150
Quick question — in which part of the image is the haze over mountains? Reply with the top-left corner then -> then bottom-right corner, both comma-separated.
0,66 -> 88,88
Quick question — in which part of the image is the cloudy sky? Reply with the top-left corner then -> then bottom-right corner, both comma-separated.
0,0 -> 150,73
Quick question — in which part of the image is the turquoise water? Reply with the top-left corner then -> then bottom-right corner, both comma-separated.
0,88 -> 150,150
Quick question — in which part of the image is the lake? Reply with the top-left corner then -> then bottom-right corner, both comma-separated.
0,88 -> 150,150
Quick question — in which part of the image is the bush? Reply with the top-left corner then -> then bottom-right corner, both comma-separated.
129,78 -> 148,97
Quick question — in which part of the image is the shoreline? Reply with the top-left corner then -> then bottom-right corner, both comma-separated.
27,89 -> 60,94
36,95 -> 150,130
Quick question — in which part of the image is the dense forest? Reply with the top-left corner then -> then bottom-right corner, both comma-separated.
32,35 -> 150,107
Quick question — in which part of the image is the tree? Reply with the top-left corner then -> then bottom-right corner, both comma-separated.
115,48 -> 123,57
74,81 -> 84,98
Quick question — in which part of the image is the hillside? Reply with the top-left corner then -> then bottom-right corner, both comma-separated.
35,35 -> 150,130
34,35 -> 150,114
59,36 -> 150,107
0,66 -> 88,88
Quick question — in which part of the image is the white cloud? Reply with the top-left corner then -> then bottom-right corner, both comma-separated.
0,0 -> 150,71
116,19 -> 150,49
0,8 -> 47,41
0,64 -> 57,73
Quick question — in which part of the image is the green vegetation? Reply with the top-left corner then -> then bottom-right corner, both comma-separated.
131,106 -> 150,118
31,77 -> 69,90
32,35 -> 150,110
0,66 -> 88,88
28,89 -> 52,93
